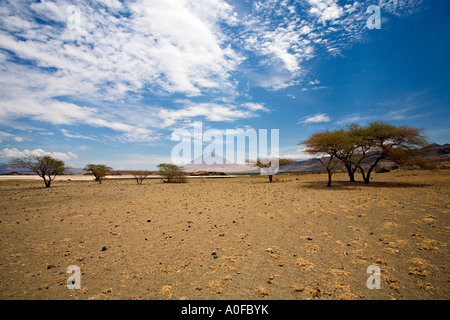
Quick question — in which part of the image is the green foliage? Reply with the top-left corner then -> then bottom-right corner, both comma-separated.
157,163 -> 187,183
10,155 -> 66,187
301,121 -> 430,185
84,164 -> 112,183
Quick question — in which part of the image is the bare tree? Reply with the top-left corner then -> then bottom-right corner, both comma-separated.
253,158 -> 297,182
131,170 -> 153,184
10,155 -> 66,188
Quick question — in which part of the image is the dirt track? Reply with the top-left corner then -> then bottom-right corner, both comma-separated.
0,170 -> 448,300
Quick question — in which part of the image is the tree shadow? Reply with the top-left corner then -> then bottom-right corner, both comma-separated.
302,180 -> 433,190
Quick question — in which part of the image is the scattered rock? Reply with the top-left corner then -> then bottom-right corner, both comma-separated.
101,246 -> 107,251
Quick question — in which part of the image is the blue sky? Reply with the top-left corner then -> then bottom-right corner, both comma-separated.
0,0 -> 449,170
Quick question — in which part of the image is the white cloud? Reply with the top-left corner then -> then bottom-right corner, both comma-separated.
307,0 -> 343,23
280,146 -> 315,160
0,147 -> 78,160
157,102 -> 262,128
0,0 -> 426,139
242,102 -> 270,112
60,129 -> 97,141
298,113 -> 331,124
0,0 -> 248,140
0,131 -> 23,143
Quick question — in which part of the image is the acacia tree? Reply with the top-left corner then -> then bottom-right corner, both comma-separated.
352,121 -> 429,184
302,121 -> 430,186
10,155 -> 66,188
333,124 -> 372,182
84,164 -> 112,183
302,131 -> 341,187
131,170 -> 153,184
254,158 -> 297,182
157,163 -> 186,183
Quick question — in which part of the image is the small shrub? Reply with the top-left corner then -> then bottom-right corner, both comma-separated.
157,163 -> 187,183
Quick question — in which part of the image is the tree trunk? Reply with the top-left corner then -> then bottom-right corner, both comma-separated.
345,163 -> 355,182
327,170 -> 332,187
268,175 -> 273,182
41,175 -> 51,187
363,157 -> 382,184
358,166 -> 367,184
364,168 -> 374,184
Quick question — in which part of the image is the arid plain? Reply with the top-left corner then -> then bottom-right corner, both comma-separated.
0,170 -> 448,300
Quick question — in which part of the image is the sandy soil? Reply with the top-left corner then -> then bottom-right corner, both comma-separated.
0,174 -> 154,181
0,174 -> 243,181
0,170 -> 448,300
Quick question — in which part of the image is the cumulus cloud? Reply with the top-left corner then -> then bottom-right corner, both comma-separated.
157,102 -> 258,128
0,0 -> 246,139
0,0 -> 426,138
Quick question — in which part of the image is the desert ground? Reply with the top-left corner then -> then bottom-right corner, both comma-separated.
0,170 -> 448,300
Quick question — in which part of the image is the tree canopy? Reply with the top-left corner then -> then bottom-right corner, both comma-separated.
10,155 -> 66,187
84,164 -> 112,183
157,163 -> 186,183
302,121 -> 430,186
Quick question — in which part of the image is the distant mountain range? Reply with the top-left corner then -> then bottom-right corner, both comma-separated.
1,143 -> 448,175
184,143 -> 450,173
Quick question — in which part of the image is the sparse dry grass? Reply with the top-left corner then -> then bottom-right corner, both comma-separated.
0,170 -> 448,300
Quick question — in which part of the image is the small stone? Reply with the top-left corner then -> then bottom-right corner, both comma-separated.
307,237 -> 313,241
147,219 -> 151,223
101,246 -> 107,251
